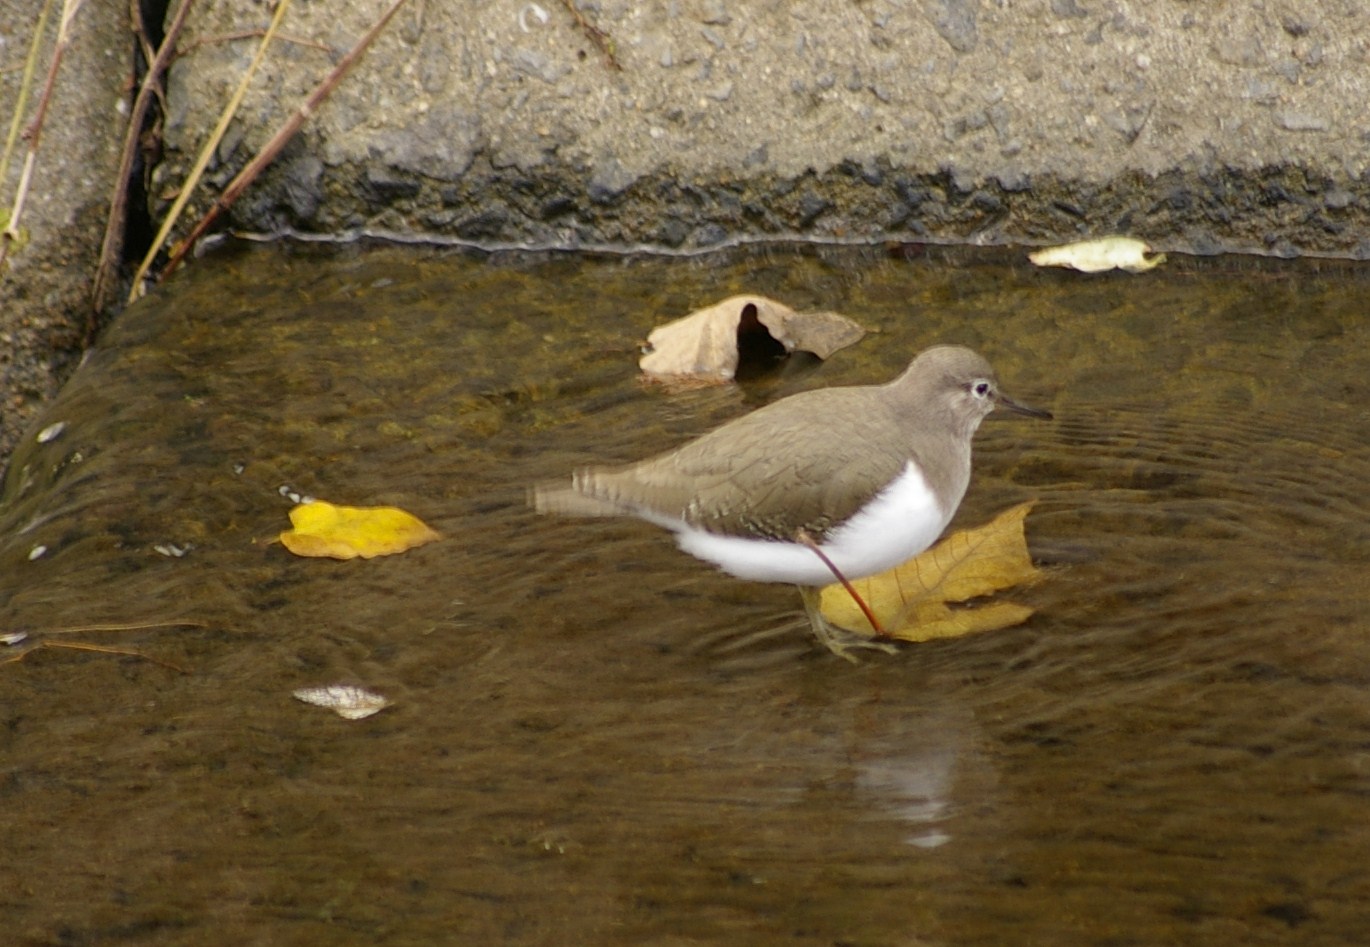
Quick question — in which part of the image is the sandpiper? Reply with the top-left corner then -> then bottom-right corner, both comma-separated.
533,345 -> 1051,659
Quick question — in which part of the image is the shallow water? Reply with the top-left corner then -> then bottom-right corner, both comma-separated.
3,242 -> 1370,945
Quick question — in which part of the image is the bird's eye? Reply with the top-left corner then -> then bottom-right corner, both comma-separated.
973,381 -> 991,398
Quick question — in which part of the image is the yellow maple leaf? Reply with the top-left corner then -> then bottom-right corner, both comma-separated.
819,501 -> 1041,642
279,501 -> 441,560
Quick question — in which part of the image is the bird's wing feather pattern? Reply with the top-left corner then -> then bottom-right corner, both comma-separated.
564,388 -> 913,540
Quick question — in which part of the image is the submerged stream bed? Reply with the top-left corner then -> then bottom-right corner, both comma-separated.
2,242 -> 1369,945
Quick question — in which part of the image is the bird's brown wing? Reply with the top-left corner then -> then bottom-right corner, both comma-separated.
576,388 -> 911,540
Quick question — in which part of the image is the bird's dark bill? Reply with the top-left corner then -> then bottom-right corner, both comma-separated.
997,394 -> 1053,420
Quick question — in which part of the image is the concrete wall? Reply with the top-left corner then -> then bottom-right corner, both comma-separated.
0,0 -> 127,467
3,0 -> 1368,472
159,0 -> 1370,255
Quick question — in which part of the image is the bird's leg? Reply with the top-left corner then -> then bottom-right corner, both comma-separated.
792,531 -> 898,659
794,530 -> 884,635
797,586 -> 898,662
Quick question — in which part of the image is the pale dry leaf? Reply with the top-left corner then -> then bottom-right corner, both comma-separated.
639,294 -> 866,380
1028,236 -> 1165,273
753,306 -> 867,360
293,684 -> 391,720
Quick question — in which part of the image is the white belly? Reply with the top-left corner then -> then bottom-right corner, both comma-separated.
673,462 -> 953,586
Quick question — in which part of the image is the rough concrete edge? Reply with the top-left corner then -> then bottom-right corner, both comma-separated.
229,150 -> 1370,260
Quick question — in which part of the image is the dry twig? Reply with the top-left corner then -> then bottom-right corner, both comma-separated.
0,619 -> 207,672
176,28 -> 336,59
1,0 -> 87,273
128,0 -> 295,300
1,0 -> 56,192
154,0 -> 410,285
91,0 -> 196,314
558,0 -> 621,71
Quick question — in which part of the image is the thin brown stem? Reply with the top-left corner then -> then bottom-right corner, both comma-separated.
558,0 -> 621,71
0,619 -> 205,672
129,0 -> 295,300
176,29 -> 335,59
152,0 -> 410,287
1,0 -> 56,188
130,0 -> 156,73
92,0 -> 196,315
1,641 -> 192,672
0,0 -> 86,273
38,619 -> 208,635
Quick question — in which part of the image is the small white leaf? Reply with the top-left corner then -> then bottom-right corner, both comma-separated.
1028,236 -> 1165,273
293,684 -> 391,720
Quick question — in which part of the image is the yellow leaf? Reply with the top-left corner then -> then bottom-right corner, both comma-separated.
279,500 -> 440,560
819,501 -> 1041,642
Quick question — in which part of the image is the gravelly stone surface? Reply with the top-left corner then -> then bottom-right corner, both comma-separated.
3,0 -> 1369,475
0,0 -> 126,473
157,0 -> 1370,255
